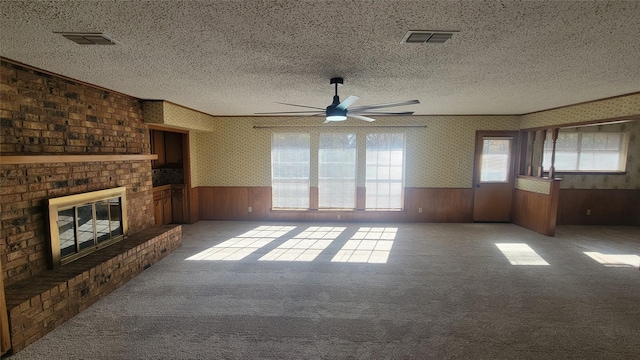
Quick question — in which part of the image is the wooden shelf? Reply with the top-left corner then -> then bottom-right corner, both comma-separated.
0,154 -> 157,165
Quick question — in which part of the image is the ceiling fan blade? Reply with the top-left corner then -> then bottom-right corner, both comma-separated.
336,95 -> 360,110
275,102 -> 325,110
255,110 -> 324,114
348,114 -> 375,122
350,99 -> 420,112
352,111 -> 415,116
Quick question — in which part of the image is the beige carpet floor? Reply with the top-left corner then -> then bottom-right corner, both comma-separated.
8,222 -> 640,359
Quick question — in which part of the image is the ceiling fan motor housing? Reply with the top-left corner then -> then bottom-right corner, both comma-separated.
326,105 -> 347,121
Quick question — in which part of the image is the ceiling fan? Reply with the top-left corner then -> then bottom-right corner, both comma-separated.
256,77 -> 420,123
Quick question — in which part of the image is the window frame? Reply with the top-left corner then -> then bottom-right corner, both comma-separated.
543,131 -> 629,174
270,132 -> 407,212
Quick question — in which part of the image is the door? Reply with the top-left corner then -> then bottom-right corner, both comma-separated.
472,131 -> 518,222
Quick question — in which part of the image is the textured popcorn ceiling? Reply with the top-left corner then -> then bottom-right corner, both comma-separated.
1,0 -> 639,116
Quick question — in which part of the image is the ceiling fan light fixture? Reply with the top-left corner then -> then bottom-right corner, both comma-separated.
326,107 -> 347,121
326,115 -> 347,121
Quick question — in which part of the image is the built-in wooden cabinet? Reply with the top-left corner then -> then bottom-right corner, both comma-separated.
150,129 -> 183,168
153,185 -> 172,225
171,185 -> 186,223
153,184 -> 186,225
151,130 -> 166,166
149,125 -> 192,224
164,132 -> 183,165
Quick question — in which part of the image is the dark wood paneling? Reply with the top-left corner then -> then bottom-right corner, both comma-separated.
188,187 -> 200,223
406,188 -> 474,223
403,188 -> 473,223
248,187 -> 271,219
198,187 -> 271,220
198,186 -> 216,219
512,190 -> 550,235
512,180 -> 560,236
557,189 -> 640,225
196,186 -> 473,223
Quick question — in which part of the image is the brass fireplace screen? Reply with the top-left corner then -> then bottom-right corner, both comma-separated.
47,187 -> 128,268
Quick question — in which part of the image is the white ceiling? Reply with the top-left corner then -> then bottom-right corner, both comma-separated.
1,1 -> 639,116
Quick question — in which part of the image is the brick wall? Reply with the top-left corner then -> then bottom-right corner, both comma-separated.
4,225 -> 182,353
1,59 -> 155,286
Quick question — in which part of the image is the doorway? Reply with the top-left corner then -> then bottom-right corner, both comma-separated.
472,131 -> 519,222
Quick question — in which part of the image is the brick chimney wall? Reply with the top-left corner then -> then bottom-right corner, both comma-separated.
0,59 -> 154,286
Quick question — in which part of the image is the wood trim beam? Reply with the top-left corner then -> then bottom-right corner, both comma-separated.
0,154 -> 157,165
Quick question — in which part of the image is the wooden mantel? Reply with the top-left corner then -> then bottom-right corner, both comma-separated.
0,154 -> 157,165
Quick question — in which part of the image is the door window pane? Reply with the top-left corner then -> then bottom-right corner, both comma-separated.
480,138 -> 511,182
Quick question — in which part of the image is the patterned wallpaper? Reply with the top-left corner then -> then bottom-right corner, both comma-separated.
556,121 -> 639,189
190,116 -> 519,188
520,93 -> 640,129
142,101 -> 164,124
163,102 -> 217,132
144,93 -> 639,190
515,178 -> 551,195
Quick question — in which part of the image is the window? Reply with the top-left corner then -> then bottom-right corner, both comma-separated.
543,131 -> 628,172
271,133 -> 310,209
479,138 -> 512,182
271,132 -> 407,211
319,133 -> 357,209
366,133 -> 405,210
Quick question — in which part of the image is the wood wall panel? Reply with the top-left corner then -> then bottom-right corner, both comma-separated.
512,180 -> 560,236
188,187 -> 200,224
512,190 -> 551,235
195,187 -> 473,223
557,189 -> 640,225
405,188 -> 474,223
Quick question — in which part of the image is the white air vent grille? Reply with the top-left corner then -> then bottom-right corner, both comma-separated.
401,31 -> 456,44
57,32 -> 116,45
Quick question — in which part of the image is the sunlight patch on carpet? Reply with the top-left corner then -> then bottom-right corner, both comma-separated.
331,227 -> 397,264
186,225 -> 296,261
495,243 -> 549,265
258,226 -> 346,262
584,252 -> 640,268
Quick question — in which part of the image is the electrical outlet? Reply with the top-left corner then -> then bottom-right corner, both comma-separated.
418,207 -> 422,213
248,206 -> 252,213
337,214 -> 341,220
586,209 -> 591,215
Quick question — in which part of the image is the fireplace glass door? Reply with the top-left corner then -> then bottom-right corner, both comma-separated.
48,187 -> 128,268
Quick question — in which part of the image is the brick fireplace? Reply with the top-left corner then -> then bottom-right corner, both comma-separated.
0,58 -> 181,354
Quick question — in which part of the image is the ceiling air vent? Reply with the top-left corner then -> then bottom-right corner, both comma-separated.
400,31 -> 456,44
56,32 -> 116,45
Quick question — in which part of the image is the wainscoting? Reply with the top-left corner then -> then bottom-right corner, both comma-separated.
192,187 -> 474,223
557,189 -> 640,226
512,178 -> 561,236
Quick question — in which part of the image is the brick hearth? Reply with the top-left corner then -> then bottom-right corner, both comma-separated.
3,225 -> 181,353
